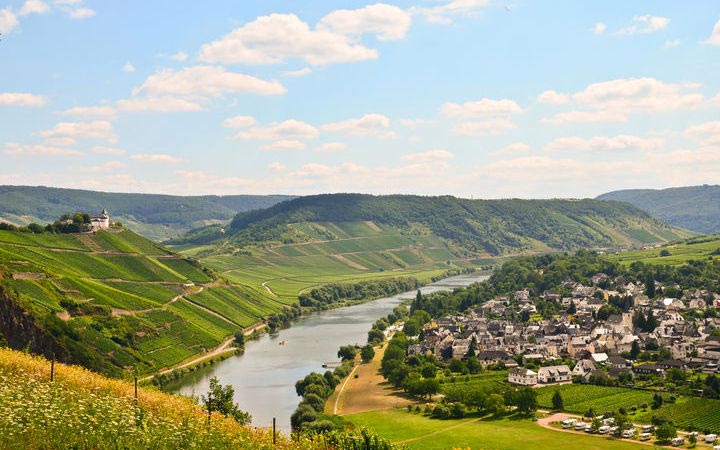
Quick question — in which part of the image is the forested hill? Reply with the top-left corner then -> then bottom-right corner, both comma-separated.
0,185 -> 294,241
597,185 -> 720,235
174,194 -> 692,256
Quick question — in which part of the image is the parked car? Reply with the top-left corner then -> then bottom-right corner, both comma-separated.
598,426 -> 610,434
561,419 -> 576,429
670,437 -> 685,446
622,428 -> 636,438
706,433 -> 718,443
639,433 -> 652,441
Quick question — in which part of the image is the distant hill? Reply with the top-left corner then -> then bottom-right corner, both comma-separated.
0,185 -> 294,241
597,185 -> 720,235
174,194 -> 692,255
0,227 -> 287,377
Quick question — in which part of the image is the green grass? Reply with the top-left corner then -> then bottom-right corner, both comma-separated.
536,384 -> 655,415
609,234 -> 720,266
346,409 -> 648,450
633,396 -> 720,434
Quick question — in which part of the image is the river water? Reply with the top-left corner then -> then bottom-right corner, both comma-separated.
168,273 -> 489,432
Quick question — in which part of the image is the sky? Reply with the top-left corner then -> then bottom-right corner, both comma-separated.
1,0 -> 719,198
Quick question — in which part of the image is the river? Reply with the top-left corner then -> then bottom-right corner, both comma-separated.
168,273 -> 489,432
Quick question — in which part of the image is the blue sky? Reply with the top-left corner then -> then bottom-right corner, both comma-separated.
1,0 -> 719,197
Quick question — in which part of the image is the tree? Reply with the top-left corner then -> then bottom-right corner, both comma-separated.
360,344 -> 375,363
652,393 -> 663,410
486,393 -> 506,416
567,300 -> 576,314
630,340 -> 641,360
655,423 -> 677,443
552,390 -> 564,411
337,345 -> 357,361
202,377 -> 251,425
233,330 -> 244,347
614,413 -> 629,435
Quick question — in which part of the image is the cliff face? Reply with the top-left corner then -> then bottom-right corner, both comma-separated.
0,287 -> 64,361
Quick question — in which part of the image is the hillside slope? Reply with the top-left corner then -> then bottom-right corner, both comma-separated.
178,194 -> 690,254
0,228 -> 288,377
170,194 -> 692,307
0,185 -> 293,241
597,185 -> 720,235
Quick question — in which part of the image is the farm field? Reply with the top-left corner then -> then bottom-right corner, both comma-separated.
536,384 -> 655,415
346,408 -> 647,450
608,234 -> 720,266
188,220 -> 481,305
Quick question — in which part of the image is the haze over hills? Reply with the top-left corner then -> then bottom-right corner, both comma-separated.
0,186 -> 294,242
597,185 -> 720,235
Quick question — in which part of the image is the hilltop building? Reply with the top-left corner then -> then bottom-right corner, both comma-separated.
90,209 -> 110,231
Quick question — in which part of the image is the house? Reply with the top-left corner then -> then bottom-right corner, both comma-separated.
572,359 -> 596,380
606,355 -> 631,369
538,365 -> 572,384
508,367 -> 537,385
90,208 -> 110,231
633,363 -> 663,376
591,352 -> 609,364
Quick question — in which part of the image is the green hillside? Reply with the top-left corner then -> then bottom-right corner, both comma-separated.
0,185 -> 293,241
171,194 -> 692,305
0,227 -> 288,377
597,184 -> 720,234
608,233 -> 720,266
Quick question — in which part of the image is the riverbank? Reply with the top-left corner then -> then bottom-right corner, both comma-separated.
168,273 -> 489,432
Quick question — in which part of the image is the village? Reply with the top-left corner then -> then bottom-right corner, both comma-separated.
409,274 -> 720,388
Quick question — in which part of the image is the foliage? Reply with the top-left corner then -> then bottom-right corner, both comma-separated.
361,345 -> 375,364
202,377 -> 251,425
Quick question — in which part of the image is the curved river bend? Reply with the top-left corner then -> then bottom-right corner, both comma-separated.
169,273 -> 488,432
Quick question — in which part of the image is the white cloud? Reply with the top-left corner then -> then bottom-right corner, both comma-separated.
318,3 -> 411,41
83,161 -> 128,172
169,51 -> 188,61
614,15 -> 670,36
260,140 -> 307,151
536,90 -> 569,105
130,153 -> 183,164
91,146 -> 125,156
132,66 -> 286,98
68,7 -> 94,19
234,119 -> 319,141
440,98 -> 522,118
542,110 -> 627,125
706,18 -> 720,46
544,134 -> 664,153
198,13 -> 379,66
495,142 -> 530,155
0,8 -> 19,34
321,113 -> 396,138
281,67 -> 312,77
572,77 -> 704,113
4,142 -> 83,157
685,121 -> 720,145
398,118 -> 434,129
400,149 -> 454,163
411,0 -> 489,25
663,39 -> 680,48
19,0 -> 50,16
267,162 -> 287,171
222,115 -> 257,129
452,118 -> 517,136
53,0 -> 82,5
122,63 -> 136,73
61,105 -> 116,118
41,120 -> 115,143
116,97 -> 203,112
316,142 -> 346,153
0,92 -> 47,106
44,137 -> 77,147
594,22 -> 606,35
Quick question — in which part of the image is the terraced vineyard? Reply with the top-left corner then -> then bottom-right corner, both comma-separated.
608,234 -> 720,266
536,384 -> 655,414
0,228 -> 286,377
195,221 -> 472,305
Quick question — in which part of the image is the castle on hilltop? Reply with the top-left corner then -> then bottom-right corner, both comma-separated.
90,208 -> 110,231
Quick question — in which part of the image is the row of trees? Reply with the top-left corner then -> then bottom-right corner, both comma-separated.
299,278 -> 420,309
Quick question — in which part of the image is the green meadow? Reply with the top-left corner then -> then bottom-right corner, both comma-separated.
608,234 -> 720,266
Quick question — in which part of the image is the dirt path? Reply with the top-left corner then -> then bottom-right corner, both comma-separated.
261,281 -> 278,297
139,336 -> 236,382
327,343 -> 414,416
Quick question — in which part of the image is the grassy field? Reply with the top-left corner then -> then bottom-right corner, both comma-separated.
346,409 -> 648,450
608,234 -> 720,266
